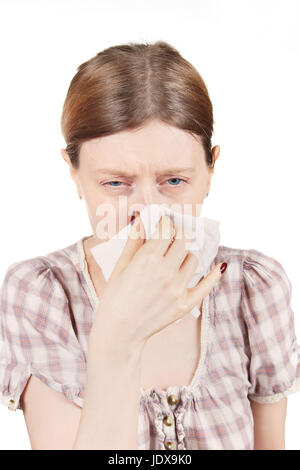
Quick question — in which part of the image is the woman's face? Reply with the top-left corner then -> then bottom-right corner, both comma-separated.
62,119 -> 219,241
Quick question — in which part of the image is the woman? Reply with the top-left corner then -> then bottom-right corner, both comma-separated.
0,41 -> 299,450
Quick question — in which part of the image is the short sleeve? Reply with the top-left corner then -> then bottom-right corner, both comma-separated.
241,249 -> 300,404
0,259 -> 85,411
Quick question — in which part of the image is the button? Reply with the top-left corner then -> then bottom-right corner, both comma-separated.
167,394 -> 179,406
164,440 -> 176,450
163,415 -> 174,426
8,399 -> 15,411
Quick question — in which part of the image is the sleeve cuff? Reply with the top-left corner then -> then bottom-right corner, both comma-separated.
248,376 -> 300,404
0,390 -> 21,411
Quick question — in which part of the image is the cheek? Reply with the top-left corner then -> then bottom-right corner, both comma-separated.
174,180 -> 206,200
82,181 -> 115,213
176,181 -> 208,215
193,174 -> 210,196
86,198 -> 128,238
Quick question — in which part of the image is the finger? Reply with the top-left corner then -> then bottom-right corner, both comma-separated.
164,222 -> 191,268
184,262 -> 224,312
110,213 -> 145,279
178,252 -> 199,286
144,214 -> 175,257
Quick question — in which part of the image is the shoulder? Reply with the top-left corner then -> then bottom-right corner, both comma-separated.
216,245 -> 290,293
2,239 -> 78,287
0,241 -> 78,315
1,256 -> 56,297
0,243 -> 85,412
216,246 -> 293,331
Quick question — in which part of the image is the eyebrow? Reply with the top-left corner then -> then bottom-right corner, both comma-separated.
95,167 -> 196,176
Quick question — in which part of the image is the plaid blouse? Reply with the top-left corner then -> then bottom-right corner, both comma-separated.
0,236 -> 300,450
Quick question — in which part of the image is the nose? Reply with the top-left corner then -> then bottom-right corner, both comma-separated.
128,182 -> 163,221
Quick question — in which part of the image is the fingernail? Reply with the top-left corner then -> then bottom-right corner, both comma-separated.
220,262 -> 227,274
130,212 -> 139,225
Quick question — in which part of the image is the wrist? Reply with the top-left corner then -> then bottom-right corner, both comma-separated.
88,323 -> 144,365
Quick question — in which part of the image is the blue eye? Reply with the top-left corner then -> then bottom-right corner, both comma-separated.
167,178 -> 185,186
106,181 -> 123,187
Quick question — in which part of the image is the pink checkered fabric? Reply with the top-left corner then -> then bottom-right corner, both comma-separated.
0,236 -> 300,450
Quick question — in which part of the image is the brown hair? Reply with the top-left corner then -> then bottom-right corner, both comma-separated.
61,40 -> 215,170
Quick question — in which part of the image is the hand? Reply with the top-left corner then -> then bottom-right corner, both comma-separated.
91,213 -> 223,352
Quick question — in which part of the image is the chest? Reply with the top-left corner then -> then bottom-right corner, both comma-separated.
140,313 -> 202,391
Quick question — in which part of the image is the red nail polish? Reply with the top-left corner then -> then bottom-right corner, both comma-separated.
220,262 -> 227,274
130,211 -> 138,225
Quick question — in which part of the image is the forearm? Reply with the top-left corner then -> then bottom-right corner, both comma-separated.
250,399 -> 287,450
72,325 -> 143,450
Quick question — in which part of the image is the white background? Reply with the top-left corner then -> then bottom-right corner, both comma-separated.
0,0 -> 299,450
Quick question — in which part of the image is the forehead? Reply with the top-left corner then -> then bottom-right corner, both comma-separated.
80,120 -> 205,171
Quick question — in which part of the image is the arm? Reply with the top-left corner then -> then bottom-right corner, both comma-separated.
250,397 -> 287,450
21,376 -> 82,450
72,318 -> 143,450
22,313 -> 143,450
